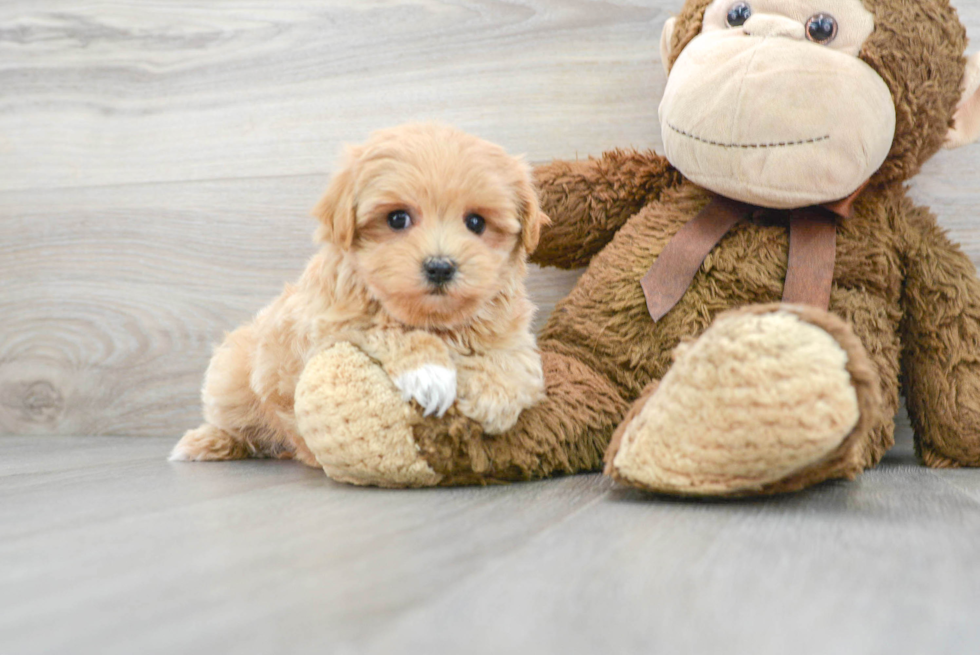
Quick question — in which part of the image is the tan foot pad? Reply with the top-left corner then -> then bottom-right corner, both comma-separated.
611,309 -> 861,495
295,342 -> 442,488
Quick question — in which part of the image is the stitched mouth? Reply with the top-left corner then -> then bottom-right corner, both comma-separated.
667,122 -> 830,149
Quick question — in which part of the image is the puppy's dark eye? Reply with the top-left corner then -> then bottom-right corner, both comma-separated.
464,213 -> 486,235
806,14 -> 838,44
726,2 -> 752,27
387,210 -> 412,231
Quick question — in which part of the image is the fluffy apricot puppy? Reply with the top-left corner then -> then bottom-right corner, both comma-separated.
170,123 -> 547,472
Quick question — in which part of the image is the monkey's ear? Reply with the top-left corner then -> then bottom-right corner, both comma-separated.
515,163 -> 551,254
945,53 -> 980,150
312,146 -> 362,249
660,17 -> 677,77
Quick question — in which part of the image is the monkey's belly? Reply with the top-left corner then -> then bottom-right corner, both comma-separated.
538,185 -> 904,410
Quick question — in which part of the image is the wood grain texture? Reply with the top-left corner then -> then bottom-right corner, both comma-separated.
0,1 -> 979,437
0,175 -> 582,435
4,425 -> 980,655
0,0 -> 668,191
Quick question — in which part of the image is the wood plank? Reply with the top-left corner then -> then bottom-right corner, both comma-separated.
0,436 -> 611,654
361,463 -> 980,655
0,0 -> 670,192
0,435 -> 170,477
3,431 -> 980,654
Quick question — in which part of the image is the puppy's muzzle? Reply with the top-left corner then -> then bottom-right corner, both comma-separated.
423,257 -> 457,287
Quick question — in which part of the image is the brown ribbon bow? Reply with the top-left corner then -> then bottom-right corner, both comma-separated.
641,189 -> 863,323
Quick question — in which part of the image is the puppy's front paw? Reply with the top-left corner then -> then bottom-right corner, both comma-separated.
455,354 -> 545,434
456,396 -> 525,435
393,365 -> 457,417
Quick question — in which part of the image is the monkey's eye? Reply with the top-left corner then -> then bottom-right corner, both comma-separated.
726,2 -> 752,27
464,213 -> 486,235
387,210 -> 412,231
805,14 -> 838,44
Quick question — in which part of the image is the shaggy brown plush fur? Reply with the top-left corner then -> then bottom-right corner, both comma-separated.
409,0 -> 980,493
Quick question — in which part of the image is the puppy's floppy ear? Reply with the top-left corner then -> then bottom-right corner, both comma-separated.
514,161 -> 551,254
312,146 -> 362,249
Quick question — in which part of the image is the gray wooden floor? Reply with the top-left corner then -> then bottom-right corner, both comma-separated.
5,415 -> 980,654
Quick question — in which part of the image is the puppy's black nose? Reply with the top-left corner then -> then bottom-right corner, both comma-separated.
423,257 -> 457,286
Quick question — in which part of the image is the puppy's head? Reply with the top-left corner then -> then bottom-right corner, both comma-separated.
313,123 -> 548,329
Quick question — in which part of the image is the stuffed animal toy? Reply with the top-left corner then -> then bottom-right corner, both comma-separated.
296,0 -> 980,496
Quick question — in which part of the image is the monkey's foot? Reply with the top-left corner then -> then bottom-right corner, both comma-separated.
605,304 -> 881,496
295,342 -> 443,488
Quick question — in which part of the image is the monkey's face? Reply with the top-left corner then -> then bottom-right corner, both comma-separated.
659,0 -> 896,209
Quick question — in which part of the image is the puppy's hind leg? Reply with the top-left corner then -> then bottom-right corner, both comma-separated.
170,423 -> 255,462
170,421 -> 316,464
171,324 -> 295,463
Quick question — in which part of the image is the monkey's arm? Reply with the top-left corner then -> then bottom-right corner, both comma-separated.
531,149 -> 682,269
900,204 -> 980,467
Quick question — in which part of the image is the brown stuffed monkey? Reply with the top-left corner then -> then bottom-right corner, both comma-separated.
297,0 -> 980,496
